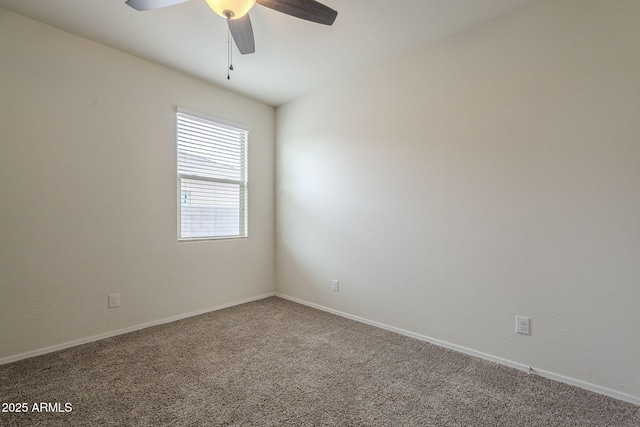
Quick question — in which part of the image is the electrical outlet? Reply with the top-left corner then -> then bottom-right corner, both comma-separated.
516,316 -> 530,335
108,293 -> 120,308
332,280 -> 339,292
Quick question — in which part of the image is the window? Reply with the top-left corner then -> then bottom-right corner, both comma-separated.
177,110 -> 248,240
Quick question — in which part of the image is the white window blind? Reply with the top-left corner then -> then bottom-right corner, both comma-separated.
177,111 -> 248,240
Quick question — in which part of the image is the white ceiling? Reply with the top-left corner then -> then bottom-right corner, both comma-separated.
0,0 -> 538,106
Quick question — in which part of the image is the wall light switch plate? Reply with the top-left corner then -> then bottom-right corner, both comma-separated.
516,316 -> 530,335
108,293 -> 120,308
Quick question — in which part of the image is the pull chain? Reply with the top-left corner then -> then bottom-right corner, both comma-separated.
227,23 -> 234,80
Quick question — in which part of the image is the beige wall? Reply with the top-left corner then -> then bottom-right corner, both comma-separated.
0,9 -> 275,360
276,0 -> 640,401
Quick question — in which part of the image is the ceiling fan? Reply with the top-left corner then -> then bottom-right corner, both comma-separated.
125,0 -> 338,55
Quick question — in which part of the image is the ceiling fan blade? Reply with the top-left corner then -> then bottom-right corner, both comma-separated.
228,14 -> 256,55
256,0 -> 337,25
125,0 -> 191,11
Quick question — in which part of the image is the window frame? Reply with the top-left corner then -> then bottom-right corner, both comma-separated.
176,108 -> 249,242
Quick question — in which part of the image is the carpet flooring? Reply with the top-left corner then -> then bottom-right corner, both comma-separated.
1,297 -> 638,426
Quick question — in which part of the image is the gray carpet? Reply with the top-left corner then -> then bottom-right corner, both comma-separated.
1,297 -> 638,426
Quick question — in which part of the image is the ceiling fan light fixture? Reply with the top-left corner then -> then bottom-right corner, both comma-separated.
205,0 -> 256,19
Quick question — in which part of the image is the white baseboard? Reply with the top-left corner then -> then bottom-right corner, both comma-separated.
275,293 -> 640,406
0,292 -> 275,366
